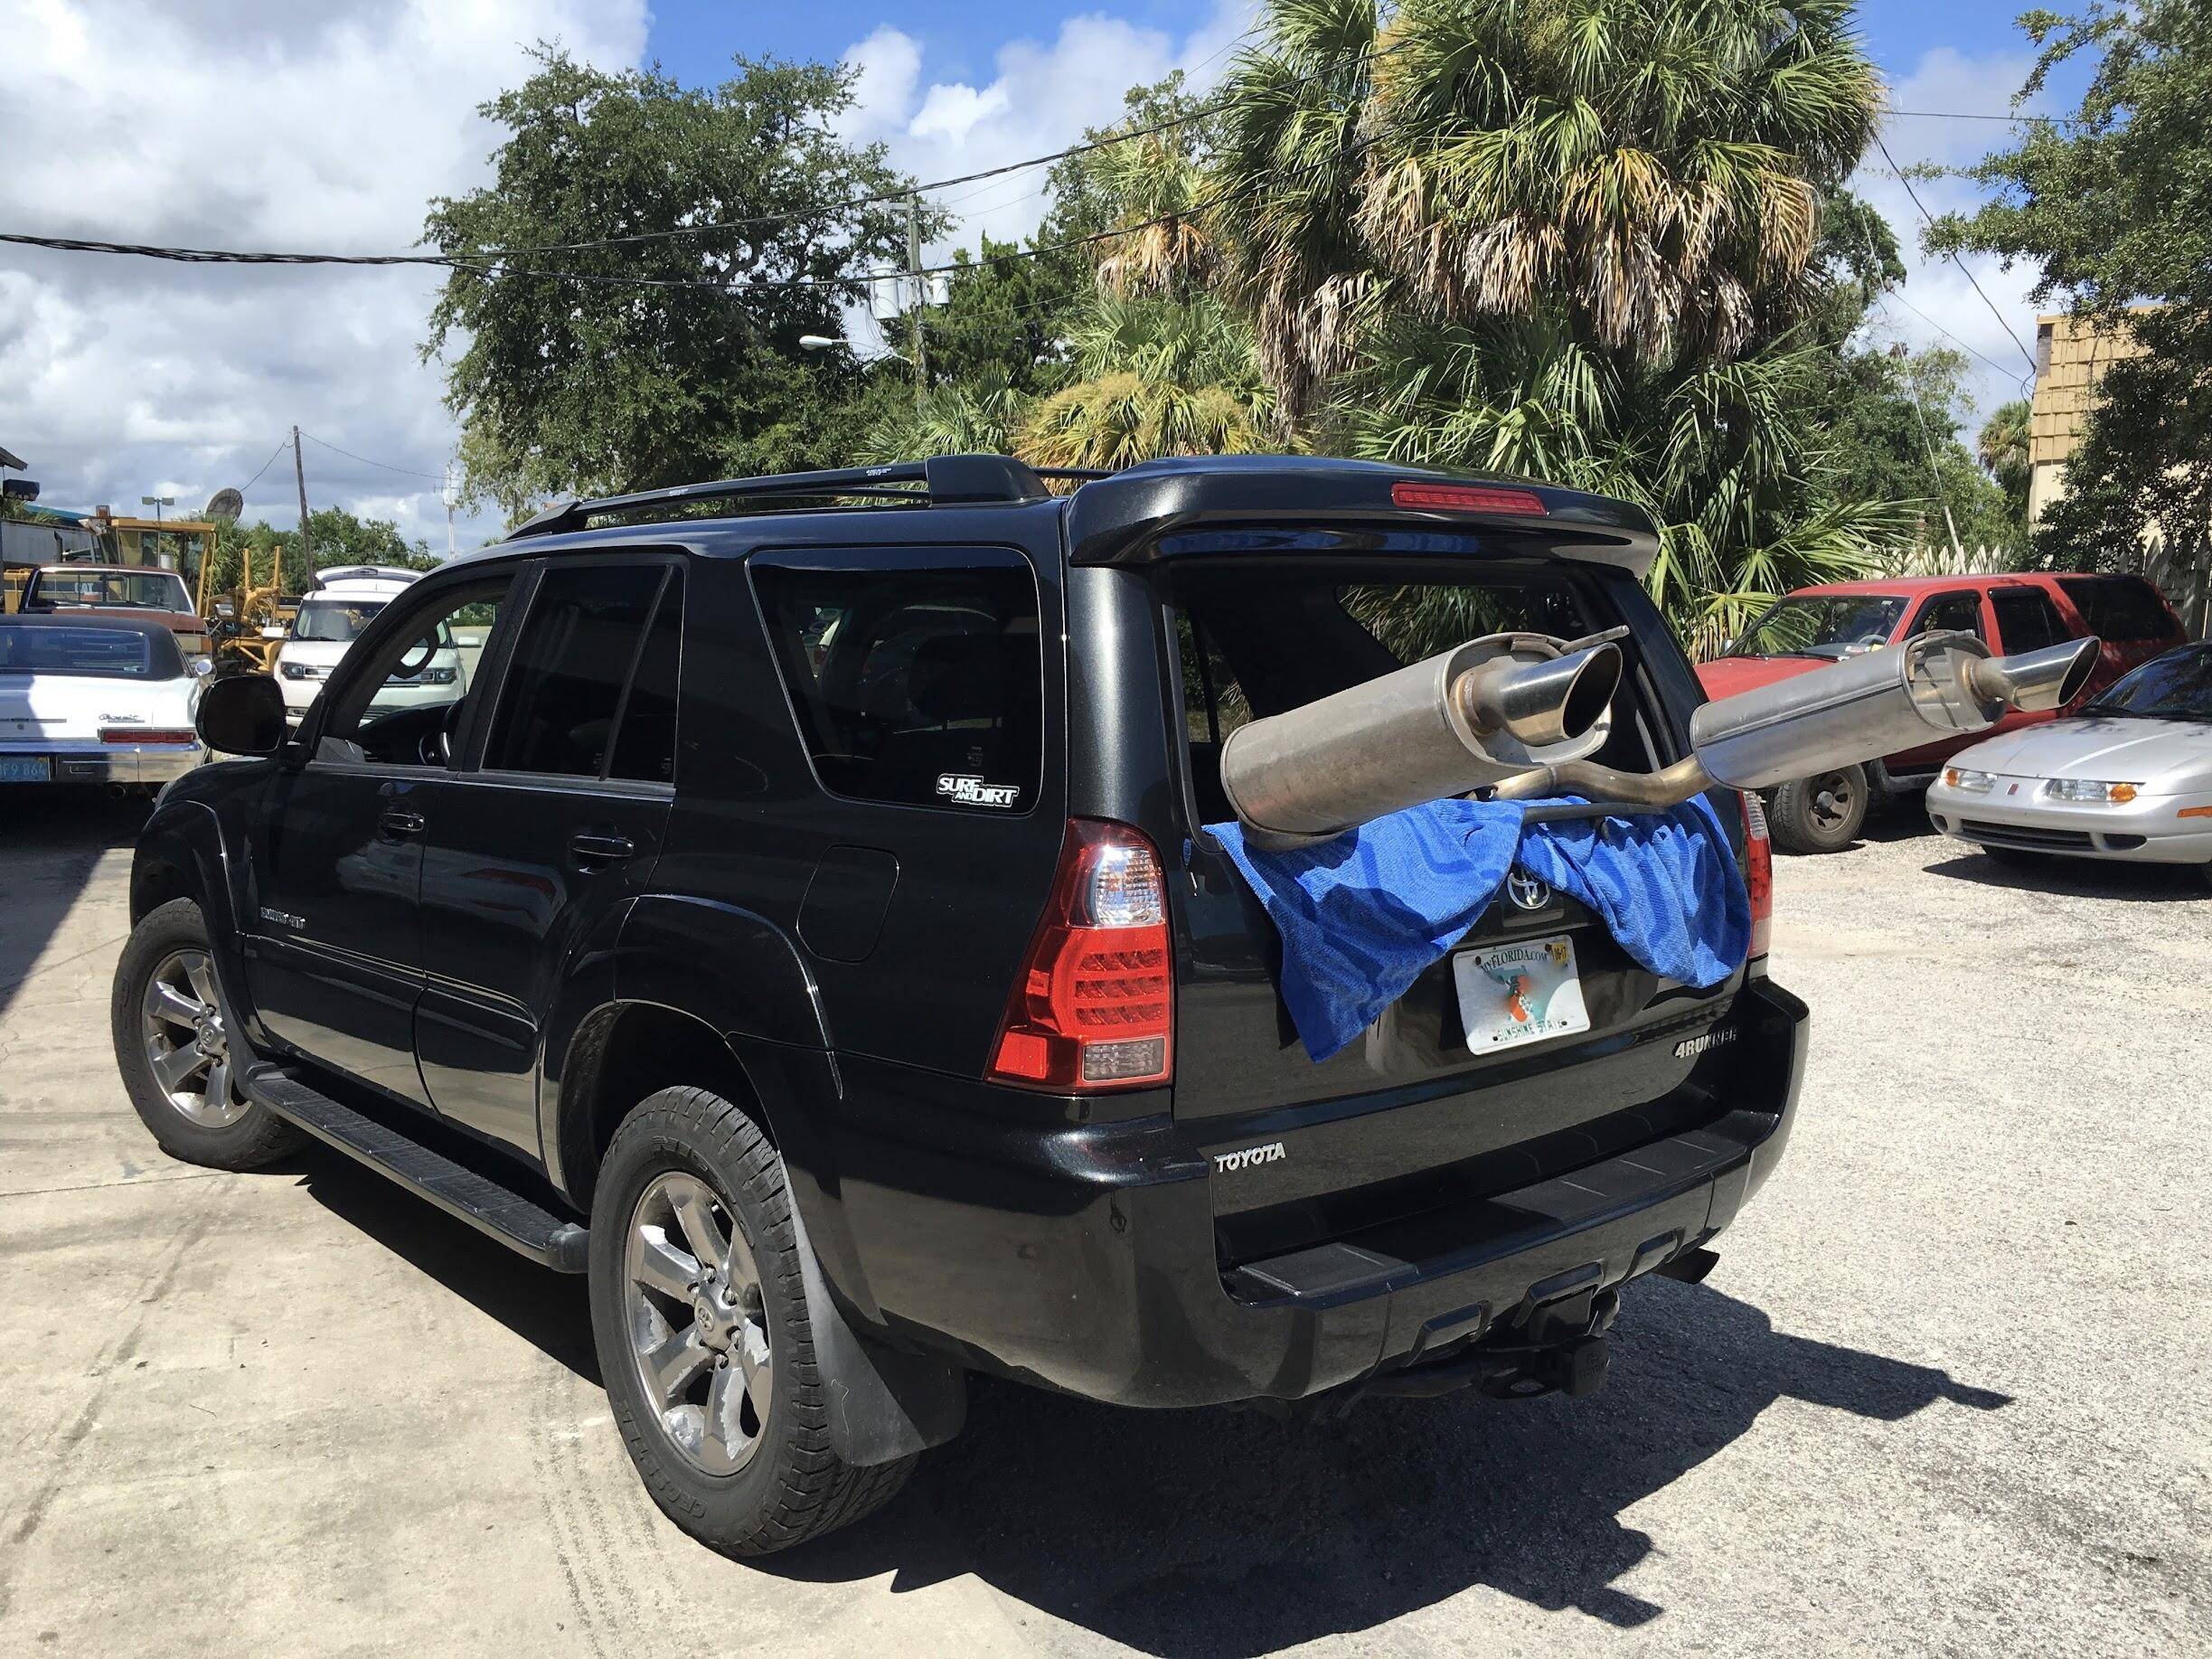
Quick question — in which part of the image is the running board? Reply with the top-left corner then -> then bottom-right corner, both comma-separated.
242,1063 -> 589,1273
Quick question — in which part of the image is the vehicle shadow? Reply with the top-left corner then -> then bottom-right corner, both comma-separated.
1922,848 -> 2210,902
286,1139 -> 598,1381
0,787 -> 151,1023
766,1278 -> 2010,1654
278,1147 -> 2010,1651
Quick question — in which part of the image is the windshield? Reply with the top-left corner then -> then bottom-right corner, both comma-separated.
0,624 -> 184,679
2084,644 -> 2212,721
292,599 -> 387,642
32,570 -> 191,612
1728,594 -> 1908,659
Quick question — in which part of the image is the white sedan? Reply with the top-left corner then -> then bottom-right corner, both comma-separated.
1926,640 -> 2212,880
0,614 -> 211,791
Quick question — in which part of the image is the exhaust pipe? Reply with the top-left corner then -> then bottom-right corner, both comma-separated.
1219,634 -> 1624,846
1965,636 -> 2098,713
1686,631 -> 2097,792
1221,629 -> 2102,837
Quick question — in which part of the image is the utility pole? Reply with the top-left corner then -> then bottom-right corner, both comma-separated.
905,193 -> 927,409
291,425 -> 313,578
442,461 -> 457,561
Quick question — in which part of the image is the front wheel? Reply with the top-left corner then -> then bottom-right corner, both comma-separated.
110,898 -> 303,1169
1767,765 -> 1868,853
589,1086 -> 915,1557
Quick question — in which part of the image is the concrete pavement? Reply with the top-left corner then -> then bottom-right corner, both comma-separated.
2,790 -> 2206,1656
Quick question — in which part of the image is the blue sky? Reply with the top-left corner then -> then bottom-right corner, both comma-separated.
1,1 -> 2079,550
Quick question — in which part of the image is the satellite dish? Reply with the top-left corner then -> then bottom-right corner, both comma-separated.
205,487 -> 244,521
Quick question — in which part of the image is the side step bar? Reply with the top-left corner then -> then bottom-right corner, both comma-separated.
243,1063 -> 589,1274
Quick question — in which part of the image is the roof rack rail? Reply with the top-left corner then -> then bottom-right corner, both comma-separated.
507,453 -> 1054,540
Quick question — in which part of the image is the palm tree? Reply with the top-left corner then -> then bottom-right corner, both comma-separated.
1021,294 -> 1279,468
1210,0 -> 1896,645
1977,398 -> 2033,528
856,370 -> 1028,464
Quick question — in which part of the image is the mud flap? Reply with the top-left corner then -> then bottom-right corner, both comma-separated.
787,1194 -> 966,1466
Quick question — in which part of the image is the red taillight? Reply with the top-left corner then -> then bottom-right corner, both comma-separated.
100,728 -> 198,746
989,818 -> 1173,1091
1741,791 -> 1773,959
1389,481 -> 1548,516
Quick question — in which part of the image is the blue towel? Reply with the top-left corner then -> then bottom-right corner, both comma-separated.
1209,796 -> 1749,1062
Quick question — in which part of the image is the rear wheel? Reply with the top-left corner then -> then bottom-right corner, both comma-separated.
589,1086 -> 915,1557
1767,765 -> 1868,853
111,898 -> 302,1169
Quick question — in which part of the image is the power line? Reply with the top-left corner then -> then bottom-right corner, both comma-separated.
238,436 -> 291,495
1871,131 -> 2039,376
297,429 -> 446,481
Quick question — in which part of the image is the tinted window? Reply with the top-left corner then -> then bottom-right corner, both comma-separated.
484,563 -> 673,780
1913,593 -> 1984,641
1990,588 -> 2067,653
0,622 -> 181,678
2058,576 -> 2177,643
608,572 -> 682,784
752,549 -> 1042,811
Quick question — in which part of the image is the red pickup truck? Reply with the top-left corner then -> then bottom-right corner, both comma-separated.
1699,571 -> 2186,852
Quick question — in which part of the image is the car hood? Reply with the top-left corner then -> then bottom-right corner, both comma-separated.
1949,714 -> 2212,789
1694,654 -> 1830,701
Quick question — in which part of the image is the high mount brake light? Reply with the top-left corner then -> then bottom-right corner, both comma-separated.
1741,792 -> 1773,960
1389,481 -> 1548,516
989,819 -> 1173,1091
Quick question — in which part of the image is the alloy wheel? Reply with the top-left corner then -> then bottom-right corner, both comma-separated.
140,948 -> 247,1128
624,1170 -> 773,1476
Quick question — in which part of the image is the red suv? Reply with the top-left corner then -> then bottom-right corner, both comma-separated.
1699,572 -> 2185,852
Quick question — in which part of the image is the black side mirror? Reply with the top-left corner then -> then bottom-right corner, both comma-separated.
195,673 -> 288,757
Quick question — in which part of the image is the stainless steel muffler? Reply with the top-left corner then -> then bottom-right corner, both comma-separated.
1219,629 -> 2101,837
1219,633 -> 1624,846
1686,631 -> 2095,790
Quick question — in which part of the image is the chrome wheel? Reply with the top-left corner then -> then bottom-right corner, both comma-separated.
140,948 -> 246,1128
624,1171 -> 772,1476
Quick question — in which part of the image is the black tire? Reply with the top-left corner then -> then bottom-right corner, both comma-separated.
589,1086 -> 915,1557
111,897 -> 303,1170
1767,765 -> 1868,854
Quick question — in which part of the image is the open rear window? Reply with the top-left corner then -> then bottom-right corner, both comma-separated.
751,547 -> 1043,813
1155,540 -> 1654,828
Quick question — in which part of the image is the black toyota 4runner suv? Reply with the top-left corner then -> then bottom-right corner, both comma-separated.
114,454 -> 1804,1556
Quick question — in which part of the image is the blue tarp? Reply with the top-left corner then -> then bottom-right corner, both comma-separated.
1209,796 -> 1750,1062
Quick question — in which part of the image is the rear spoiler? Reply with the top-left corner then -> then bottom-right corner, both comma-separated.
1062,457 -> 1660,580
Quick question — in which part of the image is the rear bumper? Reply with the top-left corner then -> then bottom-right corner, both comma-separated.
0,740 -> 205,786
823,976 -> 1809,1408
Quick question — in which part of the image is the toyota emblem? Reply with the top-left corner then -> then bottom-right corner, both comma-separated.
1505,868 -> 1551,911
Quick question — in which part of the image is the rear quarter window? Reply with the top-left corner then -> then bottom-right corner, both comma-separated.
750,548 -> 1043,812
2058,576 -> 2178,643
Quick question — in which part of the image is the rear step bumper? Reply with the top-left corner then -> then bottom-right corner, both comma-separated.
242,1063 -> 589,1273
821,976 -> 1810,1409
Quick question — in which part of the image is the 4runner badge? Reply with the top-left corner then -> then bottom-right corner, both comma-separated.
1213,1141 -> 1286,1174
1674,1028 -> 1736,1060
936,774 -> 1020,809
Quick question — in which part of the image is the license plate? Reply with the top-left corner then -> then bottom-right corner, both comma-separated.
1454,934 -> 1591,1052
0,757 -> 53,783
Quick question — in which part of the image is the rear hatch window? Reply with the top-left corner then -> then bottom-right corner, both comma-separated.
1153,535 -> 1743,1265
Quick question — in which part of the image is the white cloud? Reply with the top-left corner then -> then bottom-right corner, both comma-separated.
0,0 -> 648,551
836,4 -> 1256,258
1851,45 -> 2061,429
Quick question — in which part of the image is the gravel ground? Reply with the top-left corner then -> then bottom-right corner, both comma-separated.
1,791 -> 2206,1657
